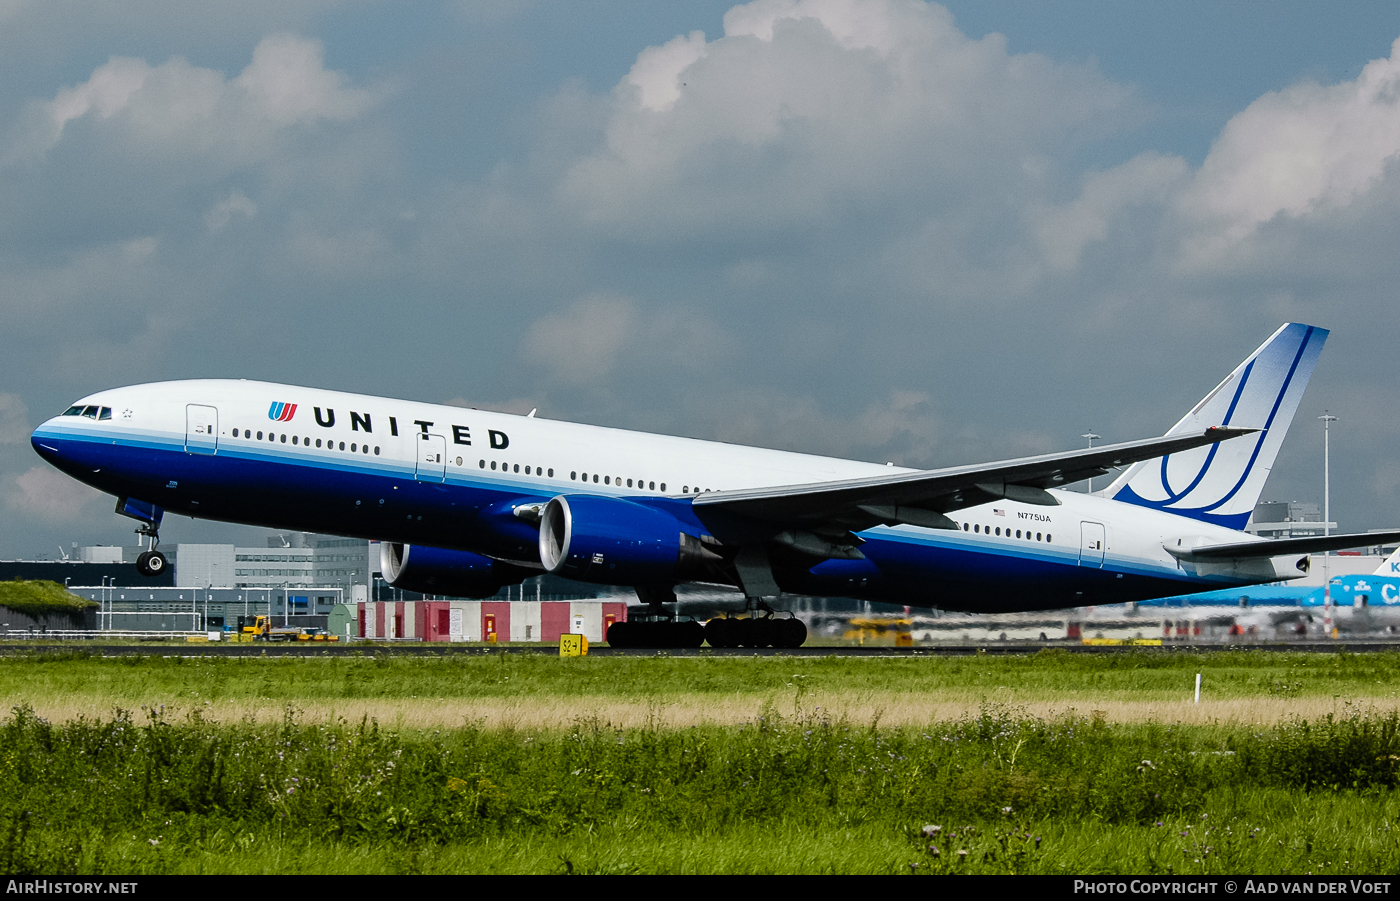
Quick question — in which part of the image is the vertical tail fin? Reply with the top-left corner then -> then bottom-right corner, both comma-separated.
1373,547 -> 1400,576
1105,323 -> 1328,530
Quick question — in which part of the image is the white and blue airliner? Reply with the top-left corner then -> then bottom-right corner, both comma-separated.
30,322 -> 1398,647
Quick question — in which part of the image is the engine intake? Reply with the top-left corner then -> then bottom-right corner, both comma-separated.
538,495 -> 720,585
379,543 -> 523,599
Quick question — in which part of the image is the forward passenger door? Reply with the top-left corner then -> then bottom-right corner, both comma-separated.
186,405 -> 218,455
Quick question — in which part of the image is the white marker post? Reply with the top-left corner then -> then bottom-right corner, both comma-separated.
1195,673 -> 1202,704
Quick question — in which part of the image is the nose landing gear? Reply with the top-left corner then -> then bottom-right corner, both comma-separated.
133,520 -> 167,577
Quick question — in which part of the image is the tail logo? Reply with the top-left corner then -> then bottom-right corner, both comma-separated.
1106,323 -> 1327,530
268,402 -> 298,422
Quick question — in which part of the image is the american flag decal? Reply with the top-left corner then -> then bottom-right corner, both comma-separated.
993,508 -> 1005,517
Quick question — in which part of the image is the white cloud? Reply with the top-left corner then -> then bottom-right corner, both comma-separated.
1182,36 -> 1400,250
235,33 -> 373,125
520,292 -> 732,390
627,31 -> 707,112
521,293 -> 638,384
555,0 -> 1128,237
8,466 -> 103,522
7,33 -> 376,167
0,393 -> 28,444
1033,153 -> 1187,271
205,190 -> 258,231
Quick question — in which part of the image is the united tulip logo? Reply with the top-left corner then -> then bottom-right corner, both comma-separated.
268,402 -> 297,422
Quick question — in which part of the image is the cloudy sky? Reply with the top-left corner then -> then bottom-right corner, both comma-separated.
4,0 -> 1400,557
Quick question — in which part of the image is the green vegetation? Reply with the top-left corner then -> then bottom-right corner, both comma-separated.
2,647 -> 1400,703
1,651 -> 1398,873
1,702 -> 1399,874
0,581 -> 96,620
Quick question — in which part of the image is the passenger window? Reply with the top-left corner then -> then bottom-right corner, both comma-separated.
351,443 -> 357,452
514,464 -> 519,473
548,469 -> 554,477
660,483 -> 666,492
1036,532 -> 1042,541
258,431 -> 263,440
293,436 -> 299,445
649,481 -> 655,490
363,445 -> 369,454
571,471 -> 577,480
525,466 -> 531,475
627,479 -> 633,487
491,461 -> 497,470
683,486 -> 688,493
280,434 -> 287,443
974,524 -> 979,533
604,476 -> 610,485
339,442 -> 345,451
316,439 -> 322,448
593,474 -> 599,483
480,460 -> 486,468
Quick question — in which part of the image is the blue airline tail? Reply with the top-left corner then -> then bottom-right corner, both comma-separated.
1104,323 -> 1328,530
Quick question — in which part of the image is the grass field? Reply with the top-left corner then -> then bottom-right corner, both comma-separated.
2,649 -> 1399,874
2,648 -> 1398,728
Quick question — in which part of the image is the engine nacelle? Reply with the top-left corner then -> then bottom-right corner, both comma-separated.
538,495 -> 718,585
379,543 -> 523,599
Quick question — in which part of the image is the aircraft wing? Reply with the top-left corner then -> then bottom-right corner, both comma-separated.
1167,530 -> 1400,561
692,427 -> 1255,533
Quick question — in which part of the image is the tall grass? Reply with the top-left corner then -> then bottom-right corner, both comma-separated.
2,701 -> 1398,874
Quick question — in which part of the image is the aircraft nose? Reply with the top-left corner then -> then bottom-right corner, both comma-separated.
31,420 -> 63,459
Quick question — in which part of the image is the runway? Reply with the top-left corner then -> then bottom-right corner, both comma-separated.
3,640 -> 1400,657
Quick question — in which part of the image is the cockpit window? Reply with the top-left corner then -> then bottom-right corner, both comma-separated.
63,406 -> 83,416
81,406 -> 99,419
98,407 -> 112,420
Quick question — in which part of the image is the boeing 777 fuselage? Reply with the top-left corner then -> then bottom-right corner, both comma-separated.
31,323 -> 1397,647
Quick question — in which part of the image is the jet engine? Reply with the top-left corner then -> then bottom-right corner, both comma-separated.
538,495 -> 722,585
379,543 -> 525,599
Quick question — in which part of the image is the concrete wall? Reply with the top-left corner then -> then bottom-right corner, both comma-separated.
357,600 -> 627,642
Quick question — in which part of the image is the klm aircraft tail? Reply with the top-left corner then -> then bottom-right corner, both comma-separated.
1104,323 -> 1328,530
1374,548 -> 1400,576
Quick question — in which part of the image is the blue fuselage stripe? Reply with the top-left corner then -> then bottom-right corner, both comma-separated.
32,427 -> 1244,612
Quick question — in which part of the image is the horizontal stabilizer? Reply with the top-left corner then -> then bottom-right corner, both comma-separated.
1166,530 -> 1400,562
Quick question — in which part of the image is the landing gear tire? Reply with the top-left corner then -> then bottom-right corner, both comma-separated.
776,617 -> 807,649
703,614 -> 807,649
136,550 -> 167,577
704,616 -> 738,649
606,619 -> 704,649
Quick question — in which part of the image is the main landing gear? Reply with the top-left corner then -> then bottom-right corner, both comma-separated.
605,587 -> 809,650
703,612 -> 807,649
134,520 -> 167,577
605,613 -> 706,649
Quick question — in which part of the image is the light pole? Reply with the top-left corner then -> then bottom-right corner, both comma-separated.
1319,412 -> 1338,638
1082,432 -> 1101,494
